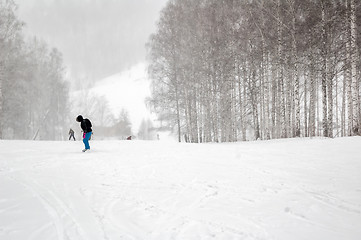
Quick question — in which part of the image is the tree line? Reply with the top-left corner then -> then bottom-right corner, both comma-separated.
0,0 -> 68,140
148,0 -> 361,143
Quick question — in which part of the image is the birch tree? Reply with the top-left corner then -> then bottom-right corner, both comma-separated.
350,0 -> 359,135
147,0 -> 360,142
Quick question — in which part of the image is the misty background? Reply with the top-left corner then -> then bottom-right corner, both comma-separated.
0,0 -> 168,140
16,0 -> 168,87
1,0 -> 360,142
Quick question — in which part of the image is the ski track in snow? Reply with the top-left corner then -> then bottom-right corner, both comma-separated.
0,137 -> 361,240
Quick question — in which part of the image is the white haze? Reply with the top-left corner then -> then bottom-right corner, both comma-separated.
15,0 -> 168,84
69,62 -> 153,134
91,62 -> 153,133
14,0 -> 168,132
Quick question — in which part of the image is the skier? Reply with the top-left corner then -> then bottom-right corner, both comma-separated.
68,128 -> 76,141
76,115 -> 92,152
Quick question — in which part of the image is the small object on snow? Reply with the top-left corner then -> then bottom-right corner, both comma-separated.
127,136 -> 132,140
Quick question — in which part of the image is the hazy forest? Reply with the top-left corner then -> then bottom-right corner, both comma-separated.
0,0 -> 135,140
148,0 -> 361,142
1,0 -> 360,142
0,0 -> 68,140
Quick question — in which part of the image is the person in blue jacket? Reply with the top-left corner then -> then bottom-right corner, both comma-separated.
76,115 -> 92,152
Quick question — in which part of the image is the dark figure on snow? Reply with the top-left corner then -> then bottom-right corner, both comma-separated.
76,115 -> 92,152
68,128 -> 76,141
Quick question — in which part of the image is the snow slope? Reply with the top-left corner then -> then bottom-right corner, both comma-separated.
0,137 -> 360,240
91,62 -> 153,132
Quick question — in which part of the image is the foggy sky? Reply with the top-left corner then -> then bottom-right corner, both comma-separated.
15,0 -> 168,84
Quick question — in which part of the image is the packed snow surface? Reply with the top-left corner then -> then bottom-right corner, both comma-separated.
0,137 -> 360,240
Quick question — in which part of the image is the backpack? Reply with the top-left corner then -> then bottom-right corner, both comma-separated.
85,119 -> 92,128
82,118 -> 92,133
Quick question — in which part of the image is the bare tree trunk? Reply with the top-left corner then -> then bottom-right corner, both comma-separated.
205,70 -> 213,142
264,52 -> 271,140
327,58 -> 333,138
237,69 -> 244,141
342,68 -> 347,137
237,61 -> 247,141
251,71 -> 260,140
287,0 -> 301,138
32,109 -> 50,140
321,4 -> 328,137
350,0 -> 359,135
231,81 -> 238,142
260,62 -> 265,140
291,0 -> 301,137
286,69 -> 292,138
309,54 -> 316,137
277,0 -> 286,138
271,60 -> 277,138
345,0 -> 353,136
174,69 -> 182,142
335,69 -> 339,137
192,95 -> 199,143
316,75 -> 321,136
0,61 -> 3,139
304,71 -> 308,137
212,65 -> 219,142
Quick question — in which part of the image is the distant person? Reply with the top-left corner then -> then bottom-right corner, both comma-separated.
127,136 -> 132,140
68,128 -> 76,141
76,115 -> 92,152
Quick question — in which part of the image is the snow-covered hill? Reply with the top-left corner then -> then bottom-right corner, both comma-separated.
70,62 -> 154,134
0,137 -> 360,240
91,62 -> 153,132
